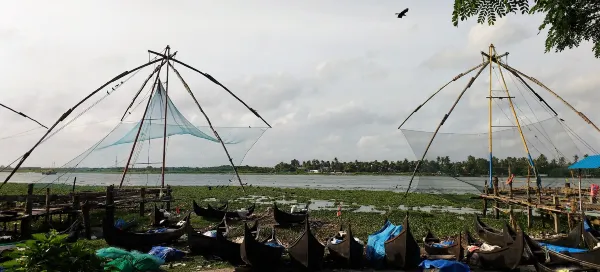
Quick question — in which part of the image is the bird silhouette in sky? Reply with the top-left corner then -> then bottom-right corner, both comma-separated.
396,8 -> 409,18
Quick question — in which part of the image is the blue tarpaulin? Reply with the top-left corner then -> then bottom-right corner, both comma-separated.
569,155 -> 600,169
148,246 -> 185,262
539,242 -> 588,253
585,219 -> 591,232
366,220 -> 403,266
432,240 -> 455,248
420,259 -> 470,272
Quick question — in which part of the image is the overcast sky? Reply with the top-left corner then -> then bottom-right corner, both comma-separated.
1,0 -> 599,168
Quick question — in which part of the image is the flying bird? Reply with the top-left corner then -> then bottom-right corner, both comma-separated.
396,8 -> 409,18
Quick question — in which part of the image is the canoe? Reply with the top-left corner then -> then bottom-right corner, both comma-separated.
524,231 -> 598,272
288,213 -> 325,270
273,202 -> 307,226
188,218 -> 258,259
383,215 -> 422,270
103,212 -> 190,252
465,225 -> 524,270
327,223 -> 364,268
240,222 -> 285,271
192,200 -> 255,221
583,216 -> 600,249
423,229 -> 463,260
475,215 -> 516,246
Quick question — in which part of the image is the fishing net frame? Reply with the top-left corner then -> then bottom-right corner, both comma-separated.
398,45 -> 600,197
1,45 -> 272,194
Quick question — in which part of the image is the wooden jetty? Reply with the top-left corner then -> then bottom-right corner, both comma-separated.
0,183 -> 173,239
478,175 -> 599,234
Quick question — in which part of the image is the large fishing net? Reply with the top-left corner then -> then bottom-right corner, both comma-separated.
1,53 -> 268,190
397,62 -> 597,194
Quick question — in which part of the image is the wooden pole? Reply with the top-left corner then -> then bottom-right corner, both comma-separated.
20,183 -> 34,238
82,201 -> 91,239
161,45 -> 171,189
402,62 -> 490,195
1,57 -> 165,187
579,169 -> 583,211
45,187 -> 50,223
397,62 -> 490,129
482,199 -> 488,217
494,200 -> 500,219
118,61 -> 166,188
71,194 -> 81,225
166,185 -> 171,211
72,177 -> 77,193
139,187 -> 146,216
105,185 -> 115,226
148,50 -> 272,128
169,62 -> 253,193
553,195 -> 560,233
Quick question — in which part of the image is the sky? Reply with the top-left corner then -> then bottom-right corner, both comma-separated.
1,0 -> 599,168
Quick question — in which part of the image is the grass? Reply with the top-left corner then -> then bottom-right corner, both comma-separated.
0,183 -> 565,271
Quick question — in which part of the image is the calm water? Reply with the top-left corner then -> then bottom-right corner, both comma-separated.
1,172 -> 597,194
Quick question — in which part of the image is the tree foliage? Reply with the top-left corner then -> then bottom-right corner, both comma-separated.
1,230 -> 103,272
452,0 -> 600,58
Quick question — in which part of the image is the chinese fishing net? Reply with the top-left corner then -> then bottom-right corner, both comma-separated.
398,64 -> 596,194
4,60 -> 268,191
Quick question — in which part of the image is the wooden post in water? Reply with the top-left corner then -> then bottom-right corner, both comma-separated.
82,201 -> 91,239
553,195 -> 560,233
20,183 -> 34,238
44,187 -> 51,223
139,188 -> 146,216
72,177 -> 77,193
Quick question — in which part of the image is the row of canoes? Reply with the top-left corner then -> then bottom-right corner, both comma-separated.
192,200 -> 308,226
101,202 -> 600,271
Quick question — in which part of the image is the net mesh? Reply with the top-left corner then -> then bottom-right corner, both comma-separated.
23,77 -> 267,189
397,64 -> 595,194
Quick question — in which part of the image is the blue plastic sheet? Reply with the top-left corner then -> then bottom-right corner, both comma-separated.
420,259 -> 470,272
539,242 -> 588,253
115,219 -> 127,229
148,246 -> 185,262
432,240 -> 455,248
366,220 -> 403,265
146,228 -> 167,234
584,220 -> 591,232
265,241 -> 284,249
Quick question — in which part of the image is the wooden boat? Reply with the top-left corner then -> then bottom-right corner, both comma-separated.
529,230 -> 600,269
383,215 -> 421,270
583,216 -> 600,249
524,231 -> 598,272
287,214 -> 325,271
475,215 -> 516,246
103,212 -> 190,252
192,200 -> 255,221
476,215 -> 582,248
240,222 -> 285,271
273,202 -> 307,226
326,223 -> 364,268
464,225 -> 524,270
423,229 -> 463,260
539,221 -> 583,248
188,217 -> 258,259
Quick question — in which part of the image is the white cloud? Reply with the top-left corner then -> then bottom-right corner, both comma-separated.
0,0 -> 599,169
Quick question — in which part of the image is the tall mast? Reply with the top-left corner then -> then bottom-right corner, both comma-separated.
491,45 -> 539,181
161,45 -> 171,189
119,62 -> 165,188
488,45 -> 494,193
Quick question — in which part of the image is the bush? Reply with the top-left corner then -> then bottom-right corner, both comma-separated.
1,230 -> 103,272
